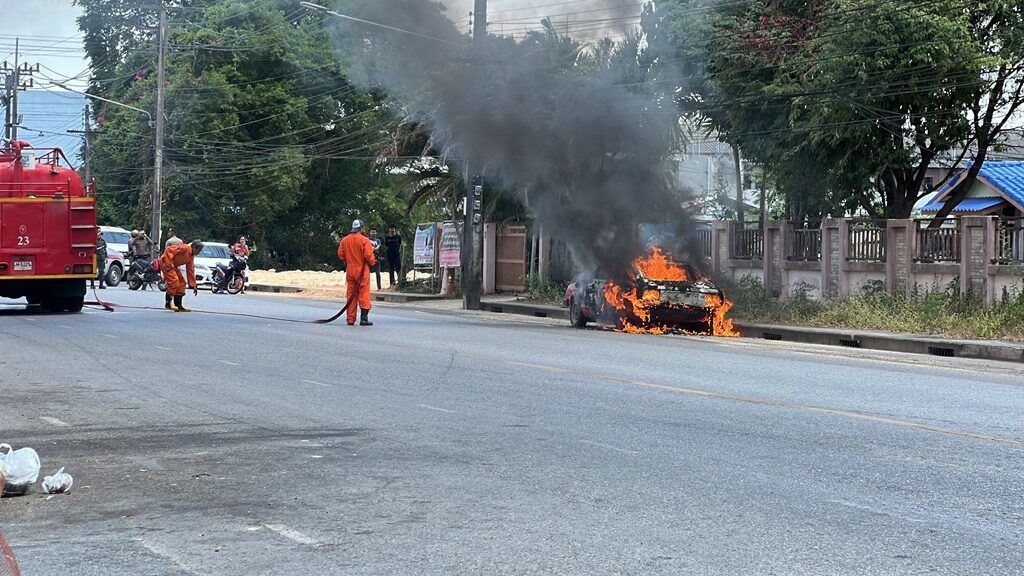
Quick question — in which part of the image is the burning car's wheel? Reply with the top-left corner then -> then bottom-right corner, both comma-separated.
569,300 -> 589,328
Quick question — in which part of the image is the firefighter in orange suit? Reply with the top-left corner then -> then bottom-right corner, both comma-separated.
337,219 -> 377,326
160,240 -> 203,312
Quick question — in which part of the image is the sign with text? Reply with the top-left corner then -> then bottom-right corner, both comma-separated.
439,221 -> 462,267
413,223 -> 436,266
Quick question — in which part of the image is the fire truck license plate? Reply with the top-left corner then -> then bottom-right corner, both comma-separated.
13,261 -> 32,271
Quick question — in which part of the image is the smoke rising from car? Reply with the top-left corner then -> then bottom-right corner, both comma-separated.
325,0 -> 695,278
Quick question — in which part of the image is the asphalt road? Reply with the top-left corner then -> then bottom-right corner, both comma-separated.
1,287 -> 1022,575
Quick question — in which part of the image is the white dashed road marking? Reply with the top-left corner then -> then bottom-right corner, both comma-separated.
128,456 -> 165,471
219,360 -> 240,366
420,404 -> 455,414
103,333 -> 118,339
262,523 -> 318,546
156,345 -> 172,351
39,416 -> 69,427
300,379 -> 331,388
578,439 -> 638,455
137,537 -> 206,575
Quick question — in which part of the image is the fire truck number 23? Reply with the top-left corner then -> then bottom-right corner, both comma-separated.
17,235 -> 30,246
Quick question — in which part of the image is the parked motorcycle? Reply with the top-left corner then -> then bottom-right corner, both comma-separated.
212,253 -> 248,295
126,258 -> 167,291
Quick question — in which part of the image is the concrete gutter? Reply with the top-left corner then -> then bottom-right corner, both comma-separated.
248,283 -> 306,294
249,285 -> 1023,363
478,299 -> 1023,363
735,322 -> 1024,364
480,300 -> 568,320
372,292 -> 446,304
248,283 -> 445,304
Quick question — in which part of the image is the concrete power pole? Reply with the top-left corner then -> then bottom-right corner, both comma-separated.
151,3 -> 167,246
462,0 -> 486,310
68,105 -> 93,186
1,39 -> 37,142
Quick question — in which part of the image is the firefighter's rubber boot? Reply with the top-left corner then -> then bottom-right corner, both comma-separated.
165,294 -> 175,310
359,309 -> 373,326
174,295 -> 190,312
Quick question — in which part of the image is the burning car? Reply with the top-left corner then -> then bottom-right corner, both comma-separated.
564,248 -> 737,336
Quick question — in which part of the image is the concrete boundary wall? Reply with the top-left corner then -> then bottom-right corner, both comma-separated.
707,217 -> 1024,306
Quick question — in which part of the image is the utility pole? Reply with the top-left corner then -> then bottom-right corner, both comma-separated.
1,39 -> 38,142
150,2 -> 167,246
68,105 -> 94,186
462,0 -> 486,310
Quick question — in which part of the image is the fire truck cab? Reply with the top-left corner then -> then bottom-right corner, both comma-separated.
0,141 -> 97,312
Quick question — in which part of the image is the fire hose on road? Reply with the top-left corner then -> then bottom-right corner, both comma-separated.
84,263 -> 371,324
85,287 -> 351,324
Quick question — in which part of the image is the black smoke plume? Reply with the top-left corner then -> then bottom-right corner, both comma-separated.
325,0 -> 694,278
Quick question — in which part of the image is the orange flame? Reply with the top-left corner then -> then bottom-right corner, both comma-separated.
635,247 -> 687,281
599,248 -> 738,337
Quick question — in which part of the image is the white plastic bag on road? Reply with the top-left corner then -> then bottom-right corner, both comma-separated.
0,443 -> 41,485
42,467 -> 73,494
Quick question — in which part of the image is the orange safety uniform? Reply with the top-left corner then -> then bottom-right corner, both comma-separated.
338,232 -> 377,324
160,243 -> 197,296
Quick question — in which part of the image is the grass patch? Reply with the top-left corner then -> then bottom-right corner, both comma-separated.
516,273 -> 568,305
724,275 -> 1024,341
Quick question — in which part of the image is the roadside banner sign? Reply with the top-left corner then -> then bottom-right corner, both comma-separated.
439,221 -> 461,267
413,223 -> 436,266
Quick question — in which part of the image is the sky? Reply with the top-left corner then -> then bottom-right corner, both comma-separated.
0,1 -> 86,158
0,1 -> 641,86
0,0 -> 640,165
0,0 -> 88,83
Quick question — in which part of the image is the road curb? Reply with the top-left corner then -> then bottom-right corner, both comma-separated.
248,283 -> 445,304
248,286 -> 1023,363
248,283 -> 306,294
478,300 -> 1023,363
480,300 -> 569,320
372,292 -> 446,304
734,322 -> 1024,363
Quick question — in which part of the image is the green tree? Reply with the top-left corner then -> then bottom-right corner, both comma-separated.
658,0 -> 1023,220
79,0 -> 393,269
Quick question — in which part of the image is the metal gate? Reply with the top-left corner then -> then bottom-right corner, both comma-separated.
495,224 -> 527,292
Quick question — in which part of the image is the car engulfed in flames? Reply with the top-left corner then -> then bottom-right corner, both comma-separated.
564,248 -> 738,336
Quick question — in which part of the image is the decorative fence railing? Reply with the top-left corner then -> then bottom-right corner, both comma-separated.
731,223 -> 763,260
914,219 -> 961,263
696,227 -> 712,259
787,224 -> 822,262
847,220 -> 887,262
996,217 -> 1024,264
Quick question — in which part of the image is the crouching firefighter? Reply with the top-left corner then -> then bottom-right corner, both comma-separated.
160,240 -> 203,312
338,219 -> 377,326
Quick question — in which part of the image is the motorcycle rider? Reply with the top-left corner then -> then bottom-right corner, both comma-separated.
129,230 -> 154,262
337,219 -> 376,326
160,240 -> 202,312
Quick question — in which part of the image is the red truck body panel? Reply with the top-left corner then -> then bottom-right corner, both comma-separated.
0,142 -> 96,305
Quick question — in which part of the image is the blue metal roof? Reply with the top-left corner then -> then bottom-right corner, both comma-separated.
920,197 -> 1005,213
930,160 -> 1024,211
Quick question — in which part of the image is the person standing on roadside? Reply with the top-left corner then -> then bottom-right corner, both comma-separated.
384,225 -> 402,288
368,228 -> 383,290
165,227 -> 182,248
337,219 -> 376,326
93,229 -> 107,290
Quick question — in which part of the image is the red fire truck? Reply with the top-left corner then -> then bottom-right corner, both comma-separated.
0,141 -> 97,312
